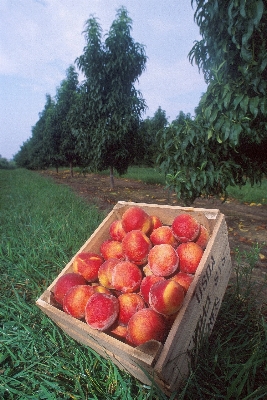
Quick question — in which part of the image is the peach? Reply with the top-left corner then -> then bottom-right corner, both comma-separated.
140,275 -> 165,304
171,213 -> 200,242
148,244 -> 179,277
92,284 -> 112,295
195,224 -> 210,250
149,279 -> 185,316
53,273 -> 87,306
118,293 -> 146,325
100,239 -> 124,261
171,271 -> 194,293
121,206 -> 152,234
177,242 -> 204,274
98,258 -> 120,289
126,308 -> 166,346
109,323 -> 128,340
85,292 -> 119,331
73,252 -> 104,282
111,261 -> 142,293
122,230 -> 152,265
147,215 -> 163,235
150,215 -> 163,230
109,220 -> 127,242
150,226 -> 178,248
63,284 -> 95,319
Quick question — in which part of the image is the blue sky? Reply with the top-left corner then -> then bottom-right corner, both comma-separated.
0,0 -> 207,160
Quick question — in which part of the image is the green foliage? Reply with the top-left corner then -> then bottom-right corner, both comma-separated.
138,107 -> 169,166
14,65 -> 80,172
0,155 -> 16,169
157,0 -> 267,205
75,7 -> 147,180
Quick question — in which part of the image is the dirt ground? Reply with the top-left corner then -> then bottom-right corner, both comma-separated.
38,169 -> 267,285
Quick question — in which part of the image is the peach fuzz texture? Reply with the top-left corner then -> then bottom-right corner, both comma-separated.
149,279 -> 185,316
195,224 -> 210,250
171,271 -> 194,293
100,239 -> 124,261
98,258 -> 120,289
63,284 -> 95,319
85,292 -> 119,331
109,220 -> 127,242
148,243 -> 179,276
122,230 -> 152,265
177,242 -> 204,274
126,308 -> 167,346
72,252 -> 104,282
150,225 -> 178,248
53,273 -> 87,306
140,275 -> 165,304
111,261 -> 143,293
118,293 -> 146,325
121,206 -> 152,234
171,213 -> 200,242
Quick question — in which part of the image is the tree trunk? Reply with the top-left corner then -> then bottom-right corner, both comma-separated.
110,165 -> 115,189
70,161 -> 73,177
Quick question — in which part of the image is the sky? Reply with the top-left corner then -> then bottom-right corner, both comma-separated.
0,0 -> 207,160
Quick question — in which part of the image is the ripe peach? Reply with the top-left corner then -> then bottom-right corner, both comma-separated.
122,230 -> 152,265
177,242 -> 204,274
150,226 -> 178,248
126,308 -> 166,346
73,252 -> 104,282
63,284 -> 95,319
121,206 -> 152,234
140,275 -> 165,304
148,244 -> 179,277
53,273 -> 87,306
147,215 -> 163,235
92,284 -> 112,295
85,292 -> 119,331
111,261 -> 142,293
195,224 -> 210,250
118,293 -> 146,325
100,239 -> 124,261
149,279 -> 185,316
98,258 -> 119,289
171,213 -> 200,242
171,271 -> 194,293
109,220 -> 127,242
150,215 -> 163,230
109,323 -> 128,340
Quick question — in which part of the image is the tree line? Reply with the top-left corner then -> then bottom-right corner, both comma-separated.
14,2 -> 267,204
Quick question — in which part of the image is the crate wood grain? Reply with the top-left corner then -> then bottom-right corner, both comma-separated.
36,201 -> 232,396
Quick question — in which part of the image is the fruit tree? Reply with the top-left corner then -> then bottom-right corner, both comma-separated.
157,0 -> 267,205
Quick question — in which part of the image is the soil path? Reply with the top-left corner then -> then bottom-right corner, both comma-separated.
38,169 -> 267,285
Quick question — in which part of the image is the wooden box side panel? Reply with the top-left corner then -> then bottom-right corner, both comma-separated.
36,298 -> 163,371
154,214 -> 232,391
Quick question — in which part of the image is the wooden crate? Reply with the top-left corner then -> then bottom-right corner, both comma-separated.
36,201 -> 232,396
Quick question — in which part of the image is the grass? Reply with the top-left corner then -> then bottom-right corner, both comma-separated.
226,179 -> 267,205
1,168 -> 267,399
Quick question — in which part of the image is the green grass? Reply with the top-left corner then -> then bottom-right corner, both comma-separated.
227,179 -> 267,205
1,169 -> 267,399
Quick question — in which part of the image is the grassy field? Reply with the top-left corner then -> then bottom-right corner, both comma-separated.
1,169 -> 267,399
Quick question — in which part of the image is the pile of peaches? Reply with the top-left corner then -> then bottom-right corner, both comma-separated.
52,206 -> 209,347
